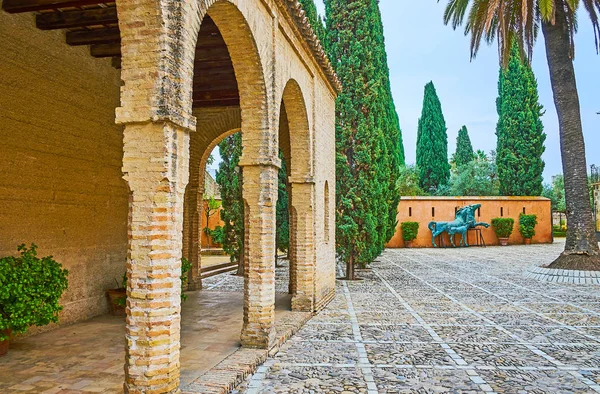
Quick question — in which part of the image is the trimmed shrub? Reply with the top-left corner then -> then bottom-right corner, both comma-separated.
519,214 -> 538,239
401,222 -> 420,241
209,226 -> 225,245
491,218 -> 515,238
0,244 -> 69,340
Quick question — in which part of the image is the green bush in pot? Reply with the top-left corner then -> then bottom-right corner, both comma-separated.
401,222 -> 420,247
0,244 -> 69,353
491,218 -> 514,245
519,214 -> 538,241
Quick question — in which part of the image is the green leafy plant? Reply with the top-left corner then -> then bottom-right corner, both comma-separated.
553,225 -> 567,238
180,258 -> 191,301
401,222 -> 420,242
203,196 -> 221,248
519,214 -> 538,239
0,244 -> 69,341
491,218 -> 515,239
209,226 -> 225,246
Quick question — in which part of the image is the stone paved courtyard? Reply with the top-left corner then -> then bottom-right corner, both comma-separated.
236,242 -> 600,393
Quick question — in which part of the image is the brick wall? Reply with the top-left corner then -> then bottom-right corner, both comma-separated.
0,10 -> 128,328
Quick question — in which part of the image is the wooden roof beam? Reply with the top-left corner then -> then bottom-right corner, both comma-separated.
36,7 -> 117,30
66,27 -> 120,46
193,98 -> 240,108
2,0 -> 105,13
90,42 -> 120,58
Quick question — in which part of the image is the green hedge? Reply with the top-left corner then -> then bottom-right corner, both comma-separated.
401,222 -> 419,241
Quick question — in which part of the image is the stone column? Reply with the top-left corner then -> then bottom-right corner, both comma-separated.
289,180 -> 316,312
240,164 -> 278,349
122,122 -> 190,394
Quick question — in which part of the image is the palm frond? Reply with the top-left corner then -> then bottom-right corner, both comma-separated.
582,0 -> 600,52
441,0 -> 472,29
538,0 -> 556,22
441,0 -> 600,65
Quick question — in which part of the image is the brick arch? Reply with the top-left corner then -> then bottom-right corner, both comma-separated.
190,0 -> 273,164
278,79 -> 313,181
183,107 -> 241,290
276,79 -> 316,312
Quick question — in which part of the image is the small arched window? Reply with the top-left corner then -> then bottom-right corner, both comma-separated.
324,181 -> 330,242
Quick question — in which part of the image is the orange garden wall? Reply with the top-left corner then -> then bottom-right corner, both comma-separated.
200,200 -> 225,249
387,196 -> 553,248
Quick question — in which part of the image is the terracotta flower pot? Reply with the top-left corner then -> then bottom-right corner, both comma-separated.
524,238 -> 532,245
0,329 -> 11,357
106,288 -> 127,316
499,238 -> 509,246
404,240 -> 414,248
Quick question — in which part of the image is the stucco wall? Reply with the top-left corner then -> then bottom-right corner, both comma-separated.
200,200 -> 225,249
387,197 -> 553,248
0,10 -> 127,328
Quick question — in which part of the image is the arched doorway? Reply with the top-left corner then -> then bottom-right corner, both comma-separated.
277,79 -> 316,312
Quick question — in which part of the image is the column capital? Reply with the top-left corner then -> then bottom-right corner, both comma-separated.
115,113 -> 197,134
238,156 -> 281,169
288,176 -> 315,184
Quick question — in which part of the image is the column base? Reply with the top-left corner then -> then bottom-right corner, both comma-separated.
291,295 -> 313,312
240,324 -> 275,349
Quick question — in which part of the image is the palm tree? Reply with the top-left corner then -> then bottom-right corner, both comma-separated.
441,0 -> 600,270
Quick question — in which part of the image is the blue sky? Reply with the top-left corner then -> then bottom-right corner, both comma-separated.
314,1 -> 599,182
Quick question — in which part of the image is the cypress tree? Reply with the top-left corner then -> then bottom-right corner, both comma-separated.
454,125 -> 475,167
496,44 -> 546,196
325,0 -> 401,278
298,0 -> 326,43
215,133 -> 245,275
275,150 -> 289,266
416,81 -> 450,192
369,1 -> 405,247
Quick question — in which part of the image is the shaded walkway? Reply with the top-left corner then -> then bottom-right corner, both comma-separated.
0,263 -> 306,393
236,242 -> 600,393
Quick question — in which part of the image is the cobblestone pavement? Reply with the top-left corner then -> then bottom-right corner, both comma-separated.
235,243 -> 600,393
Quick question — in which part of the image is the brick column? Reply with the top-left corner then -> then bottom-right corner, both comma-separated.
184,182 -> 204,291
289,181 -> 316,312
240,164 -> 278,349
122,122 -> 190,394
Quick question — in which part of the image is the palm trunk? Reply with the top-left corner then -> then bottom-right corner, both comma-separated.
542,9 -> 600,270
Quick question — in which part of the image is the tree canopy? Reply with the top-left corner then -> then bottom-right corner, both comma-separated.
215,133 -> 244,274
453,125 -> 475,167
496,44 -> 546,196
325,0 -> 403,277
416,81 -> 450,193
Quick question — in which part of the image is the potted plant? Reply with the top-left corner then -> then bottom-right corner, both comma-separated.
491,218 -> 514,246
0,244 -> 69,356
519,214 -> 538,245
109,258 -> 192,316
106,273 -> 127,316
401,221 -> 419,248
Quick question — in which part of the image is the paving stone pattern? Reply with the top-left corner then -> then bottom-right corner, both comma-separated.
235,243 -> 600,393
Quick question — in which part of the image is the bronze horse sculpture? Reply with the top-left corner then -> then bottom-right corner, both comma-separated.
428,204 -> 489,247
